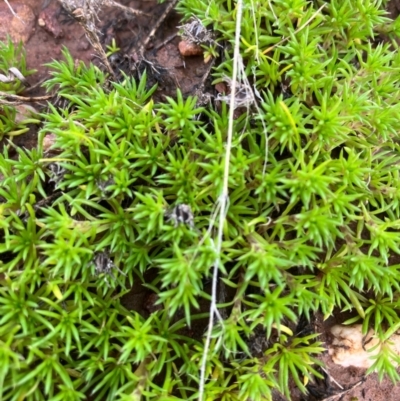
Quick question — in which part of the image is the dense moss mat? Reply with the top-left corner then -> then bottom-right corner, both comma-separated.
2,0 -> 400,399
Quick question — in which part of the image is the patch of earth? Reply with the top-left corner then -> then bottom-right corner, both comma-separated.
388,0 -> 400,18
276,309 -> 400,401
2,0 -> 400,400
0,0 -> 213,151
303,311 -> 400,401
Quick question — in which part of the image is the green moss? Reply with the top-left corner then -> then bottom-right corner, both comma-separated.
2,0 -> 400,400
0,37 -> 37,139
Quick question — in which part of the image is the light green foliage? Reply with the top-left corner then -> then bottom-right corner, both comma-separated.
0,37 -> 37,138
1,0 -> 400,400
0,37 -> 35,93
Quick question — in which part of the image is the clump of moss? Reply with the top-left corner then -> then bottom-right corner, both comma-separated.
2,1 -> 400,400
0,37 -> 37,139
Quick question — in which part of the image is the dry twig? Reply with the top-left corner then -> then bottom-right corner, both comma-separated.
57,0 -> 114,75
320,367 -> 344,391
56,0 -> 149,76
107,0 -> 150,17
0,91 -> 53,106
137,0 -> 179,57
321,379 -> 364,401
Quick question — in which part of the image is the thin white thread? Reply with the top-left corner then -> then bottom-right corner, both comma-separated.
197,0 -> 244,399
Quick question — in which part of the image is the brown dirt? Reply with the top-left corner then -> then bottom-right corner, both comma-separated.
301,311 -> 400,401
2,0 -> 400,400
388,0 -> 400,18
0,0 -> 213,151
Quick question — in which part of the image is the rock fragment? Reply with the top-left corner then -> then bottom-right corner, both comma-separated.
0,2 -> 35,44
42,134 -> 57,152
38,6 -> 64,39
328,324 -> 400,369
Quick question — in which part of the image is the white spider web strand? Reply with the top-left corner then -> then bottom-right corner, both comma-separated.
197,0 -> 244,399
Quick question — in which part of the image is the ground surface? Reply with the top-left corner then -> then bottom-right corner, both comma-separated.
2,0 -> 400,400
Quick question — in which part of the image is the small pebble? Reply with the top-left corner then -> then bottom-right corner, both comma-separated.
14,104 -> 37,124
178,40 -> 203,57
38,7 -> 64,39
42,133 -> 57,152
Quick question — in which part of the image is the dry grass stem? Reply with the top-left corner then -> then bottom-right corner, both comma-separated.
56,0 -> 120,75
4,0 -> 25,23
